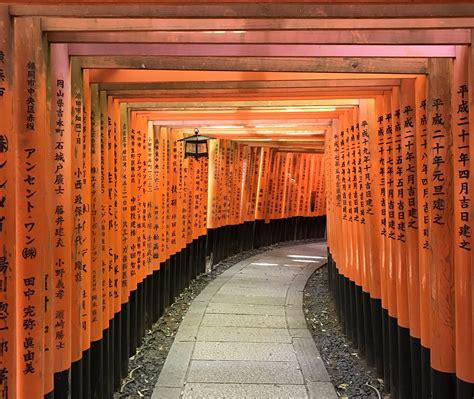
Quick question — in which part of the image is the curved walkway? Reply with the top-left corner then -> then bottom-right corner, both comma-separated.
152,242 -> 337,399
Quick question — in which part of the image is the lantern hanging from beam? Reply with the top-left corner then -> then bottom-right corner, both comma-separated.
178,128 -> 214,159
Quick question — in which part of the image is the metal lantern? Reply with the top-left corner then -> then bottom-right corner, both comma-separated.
178,128 -> 214,159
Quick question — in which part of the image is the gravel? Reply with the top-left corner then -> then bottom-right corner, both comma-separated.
115,239 -> 319,398
303,266 -> 386,399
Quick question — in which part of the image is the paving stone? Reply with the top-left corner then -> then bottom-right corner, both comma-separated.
293,338 -> 331,382
201,313 -> 287,328
210,293 -> 287,306
306,382 -> 339,399
286,305 -> 308,329
206,302 -> 285,316
196,326 -> 291,343
174,324 -> 199,342
289,328 -> 313,338
192,342 -> 297,362
187,360 -> 304,384
217,286 -> 288,298
151,386 -> 183,399
183,383 -> 308,399
156,341 -> 194,388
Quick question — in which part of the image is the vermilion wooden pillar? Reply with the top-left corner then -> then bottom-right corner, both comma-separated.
0,7 -> 16,399
427,58 -> 456,398
14,16 -> 49,399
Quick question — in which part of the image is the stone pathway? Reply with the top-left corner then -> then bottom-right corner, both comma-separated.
152,242 -> 337,399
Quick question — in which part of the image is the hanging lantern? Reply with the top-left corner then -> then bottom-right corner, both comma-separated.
178,128 -> 214,159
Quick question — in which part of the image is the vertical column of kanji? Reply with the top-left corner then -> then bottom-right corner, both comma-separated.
175,128 -> 185,285
397,82 -> 415,398
414,76 -> 431,398
119,104 -> 130,377
201,148 -> 209,238
392,87 -> 409,397
128,115 -> 138,294
240,146 -> 249,225
138,117 -> 148,336
186,148 -> 195,273
70,57 -> 85,397
81,67 -> 92,396
454,45 -> 474,394
112,100 -> 122,320
14,17 -> 48,397
207,139 -> 218,230
289,153 -> 301,222
356,109 -> 371,360
255,147 -> 268,221
99,91 -> 111,398
469,34 -> 474,397
0,7 -> 15,399
346,110 -> 360,347
340,114 -> 351,332
383,90 -> 398,395
246,147 -> 254,222
144,121 -> 153,326
427,58 -> 455,397
471,37 -> 474,399
281,153 -> 290,220
400,79 -> 421,397
151,125 -> 160,271
49,44 -> 72,395
159,127 -> 168,302
331,120 -> 340,268
112,99 -> 123,385
75,71 -> 89,389
151,125 -> 162,318
361,98 -> 384,374
89,84 -> 103,399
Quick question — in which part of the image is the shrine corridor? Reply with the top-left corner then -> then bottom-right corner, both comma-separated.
1,2 -> 474,399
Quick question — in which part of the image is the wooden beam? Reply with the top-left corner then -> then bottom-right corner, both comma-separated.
41,17 -> 474,32
48,29 -> 471,45
151,118 -> 334,126
11,4 -> 474,18
68,43 -> 456,58
115,98 -> 360,108
98,78 -> 402,91
81,57 -> 428,74
133,110 -> 343,120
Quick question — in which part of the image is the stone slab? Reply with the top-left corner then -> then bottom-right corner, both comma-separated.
306,382 -> 339,399
187,360 -> 305,384
210,293 -> 287,306
155,341 -> 194,388
293,338 -> 331,383
201,313 -> 287,328
151,386 -> 183,399
206,302 -> 285,316
183,383 -> 308,399
217,286 -> 288,298
192,341 -> 297,362
196,326 -> 291,343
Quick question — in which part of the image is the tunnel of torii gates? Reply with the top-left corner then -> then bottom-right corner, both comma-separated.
2,1 -> 474,399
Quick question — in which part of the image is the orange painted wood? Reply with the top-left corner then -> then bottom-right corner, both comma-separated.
50,43 -> 73,373
0,7 -> 16,399
453,45 -> 473,383
14,17 -> 48,397
427,58 -> 455,375
90,83 -> 103,342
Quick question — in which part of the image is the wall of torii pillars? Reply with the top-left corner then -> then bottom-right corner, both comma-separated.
0,9 -> 326,399
325,50 -> 474,398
